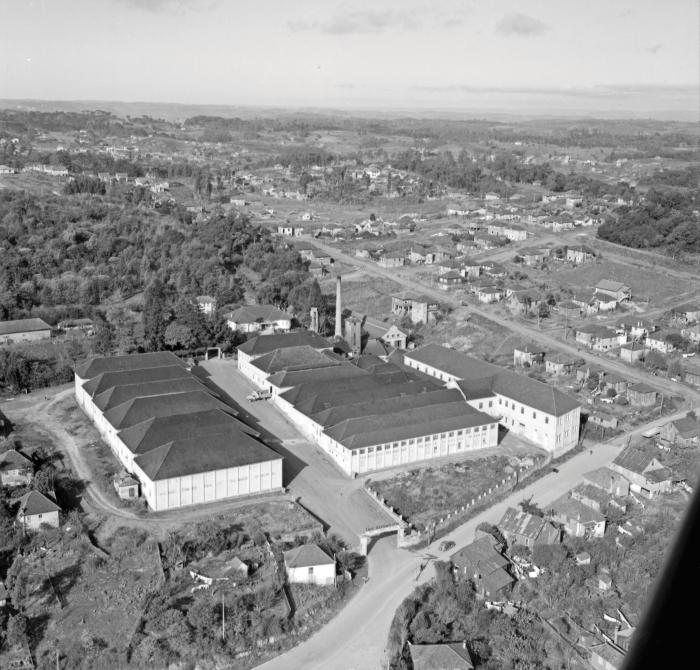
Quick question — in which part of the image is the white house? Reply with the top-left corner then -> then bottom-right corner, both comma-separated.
283,544 -> 336,585
225,305 -> 292,334
16,491 -> 61,531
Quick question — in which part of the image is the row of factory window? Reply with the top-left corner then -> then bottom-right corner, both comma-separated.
355,425 -> 495,455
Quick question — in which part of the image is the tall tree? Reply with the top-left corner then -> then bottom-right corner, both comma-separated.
143,278 -> 169,352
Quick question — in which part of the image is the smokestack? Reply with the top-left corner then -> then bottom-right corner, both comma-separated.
309,307 -> 319,333
335,275 -> 342,338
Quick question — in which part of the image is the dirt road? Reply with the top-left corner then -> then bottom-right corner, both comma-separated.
310,238 -> 700,406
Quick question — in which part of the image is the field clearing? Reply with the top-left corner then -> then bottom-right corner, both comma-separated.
370,455 -> 519,530
319,273 -> 403,319
546,259 -> 689,304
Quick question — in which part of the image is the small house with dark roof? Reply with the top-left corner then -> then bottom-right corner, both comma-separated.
16,490 -> 61,530
409,642 -> 474,670
283,543 -> 335,585
583,467 -> 630,498
113,474 -> 139,500
545,353 -> 576,376
660,412 -> 700,448
547,493 -> 606,539
450,536 -> 514,598
0,318 -> 52,346
610,444 -> 672,498
513,343 -> 545,367
0,449 -> 33,487
619,341 -> 645,364
497,507 -> 560,549
595,280 -> 631,303
225,304 -> 292,334
627,382 -> 657,407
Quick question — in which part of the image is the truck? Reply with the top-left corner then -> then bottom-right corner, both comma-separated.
246,389 -> 272,402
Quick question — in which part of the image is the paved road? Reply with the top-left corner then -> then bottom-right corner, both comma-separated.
258,414 -> 674,670
200,358 -> 396,545
310,238 -> 700,406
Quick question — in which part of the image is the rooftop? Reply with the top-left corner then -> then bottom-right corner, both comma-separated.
409,642 -> 474,670
93,377 -> 207,412
237,330 -> 331,357
250,345 -> 340,375
450,536 -> 509,575
0,318 -> 52,336
226,304 -> 290,323
283,543 -> 334,568
76,352 -> 185,381
498,507 -> 553,542
17,490 -> 60,517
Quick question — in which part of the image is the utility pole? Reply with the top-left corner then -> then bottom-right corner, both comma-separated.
221,590 -> 225,641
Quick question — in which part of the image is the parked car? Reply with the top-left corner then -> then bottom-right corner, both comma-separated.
438,540 -> 455,552
246,389 -> 272,401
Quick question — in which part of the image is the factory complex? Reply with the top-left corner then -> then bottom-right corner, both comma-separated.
74,351 -> 283,511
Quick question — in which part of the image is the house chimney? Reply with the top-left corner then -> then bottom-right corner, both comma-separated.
309,307 -> 319,333
335,275 -> 343,338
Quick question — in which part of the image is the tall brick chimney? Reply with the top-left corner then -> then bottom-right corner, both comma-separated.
335,275 -> 343,338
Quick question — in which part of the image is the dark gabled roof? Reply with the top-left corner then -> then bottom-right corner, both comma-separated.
17,490 -> 60,516
93,377 -> 207,412
81,365 -> 191,398
118,409 -> 258,455
226,304 -> 290,323
0,318 -> 52,336
325,401 -> 494,450
498,507 -> 552,542
628,382 -> 656,394
613,444 -> 658,475
237,330 -> 331,357
268,363 -> 366,390
134,431 -> 280,480
0,449 -> 32,471
286,378 -> 438,417
450,536 -> 509,574
670,413 -> 700,437
75,352 -> 185,380
548,494 -> 605,524
409,643 -> 474,670
251,345 -> 342,375
104,390 -> 233,431
583,467 -> 627,491
283,543 -> 334,568
310,389 -> 462,429
406,344 -> 579,416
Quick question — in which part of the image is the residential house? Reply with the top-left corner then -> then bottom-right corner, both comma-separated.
377,251 -> 405,268
571,292 -> 599,316
566,246 -> 596,264
283,543 -> 336,585
0,318 -> 52,346
475,286 -> 504,304
595,293 -> 619,313
671,304 -> 700,325
602,373 -> 628,395
570,483 -> 627,514
547,492 -> 606,538
513,344 -> 545,367
595,280 -> 631,303
391,293 -> 439,325
16,490 -> 61,530
484,192 -> 500,201
575,325 -> 624,352
627,382 -> 657,406
449,536 -> 514,598
226,305 -> 292,334
277,225 -> 303,237
460,258 -> 482,279
617,318 -> 656,341
507,290 -> 545,317
557,301 -> 581,319
659,412 -> 700,448
0,449 -> 33,487
519,247 -> 549,266
582,467 -> 630,498
545,354 -> 575,376
197,295 -> 216,316
438,271 -> 463,290
190,553 -> 249,587
482,261 -> 507,278
497,507 -> 560,549
646,330 -> 679,354
681,325 -> 700,344
380,325 -> 407,350
587,413 -> 619,431
619,342 -> 645,364
611,444 -> 673,497
409,642 -> 474,670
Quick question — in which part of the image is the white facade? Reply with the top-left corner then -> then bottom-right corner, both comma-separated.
404,355 -> 580,454
286,562 -> 336,586
227,317 -> 292,334
18,510 -> 59,531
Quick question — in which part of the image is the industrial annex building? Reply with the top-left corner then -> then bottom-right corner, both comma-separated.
239,333 -> 581,475
75,352 -> 283,511
403,344 -> 581,454
238,332 -> 500,476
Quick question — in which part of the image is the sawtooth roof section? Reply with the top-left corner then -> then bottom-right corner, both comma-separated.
75,352 -> 185,381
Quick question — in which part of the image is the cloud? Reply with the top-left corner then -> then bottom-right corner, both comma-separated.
290,4 -> 470,35
645,43 -> 664,54
114,0 -> 218,13
495,13 -> 549,37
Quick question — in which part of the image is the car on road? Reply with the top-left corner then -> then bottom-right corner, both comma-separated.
246,389 -> 272,402
438,540 -> 455,552
550,467 -> 559,474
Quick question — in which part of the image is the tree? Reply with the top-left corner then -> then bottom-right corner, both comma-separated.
143,278 -> 169,351
7,613 -> 28,647
92,319 -> 115,356
164,323 -> 196,350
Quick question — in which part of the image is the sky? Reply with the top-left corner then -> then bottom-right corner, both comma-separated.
1,0 -> 698,118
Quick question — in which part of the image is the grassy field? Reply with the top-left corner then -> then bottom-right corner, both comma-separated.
371,455 -> 516,530
319,272 -> 403,319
